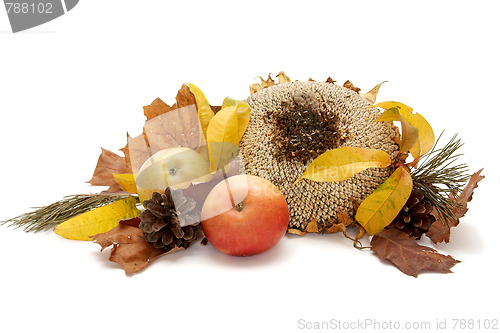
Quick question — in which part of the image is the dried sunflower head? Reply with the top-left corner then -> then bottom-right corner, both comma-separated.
239,81 -> 399,231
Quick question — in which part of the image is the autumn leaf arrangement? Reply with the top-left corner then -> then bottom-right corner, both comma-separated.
1,73 -> 484,277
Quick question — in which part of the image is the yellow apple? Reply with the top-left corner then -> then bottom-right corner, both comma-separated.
136,147 -> 210,203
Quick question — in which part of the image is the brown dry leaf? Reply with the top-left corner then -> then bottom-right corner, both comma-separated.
249,83 -> 262,94
324,210 -> 353,234
277,71 -> 291,84
359,81 -> 387,104
259,74 -> 276,88
88,148 -> 127,192
355,224 -> 366,241
143,97 -> 173,121
308,78 -> 315,82
326,77 -> 336,84
92,217 -> 178,274
351,198 -> 360,212
287,219 -> 319,236
287,228 -> 306,236
427,169 -> 485,243
211,105 -> 222,113
305,219 -> 320,233
174,83 -> 197,110
119,133 -> 133,173
143,84 -> 196,121
121,84 -> 207,173
343,80 -> 361,93
371,228 -> 460,277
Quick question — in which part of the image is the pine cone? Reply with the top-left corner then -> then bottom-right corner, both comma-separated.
139,188 -> 201,250
389,187 -> 436,239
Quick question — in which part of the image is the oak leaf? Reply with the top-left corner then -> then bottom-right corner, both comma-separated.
92,217 -> 178,274
371,228 -> 460,277
88,148 -> 127,192
426,169 -> 485,243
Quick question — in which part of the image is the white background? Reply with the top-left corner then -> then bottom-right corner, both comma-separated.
1,1 -> 498,332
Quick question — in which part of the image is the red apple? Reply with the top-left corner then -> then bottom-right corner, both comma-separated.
201,175 -> 289,257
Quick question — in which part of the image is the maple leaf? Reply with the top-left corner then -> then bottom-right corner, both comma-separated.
371,228 -> 460,277
426,169 -> 485,243
122,84 -> 218,173
143,84 -> 197,121
92,217 -> 178,274
119,133 -> 134,173
143,97 -> 173,121
88,148 -> 127,192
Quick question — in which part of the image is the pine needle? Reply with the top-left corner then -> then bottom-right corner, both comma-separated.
411,132 -> 469,225
1,194 -> 138,233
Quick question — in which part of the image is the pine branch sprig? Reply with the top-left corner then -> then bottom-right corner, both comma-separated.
1,194 -> 137,233
411,132 -> 470,225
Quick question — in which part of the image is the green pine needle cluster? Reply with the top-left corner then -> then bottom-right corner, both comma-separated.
1,194 -> 136,233
411,132 -> 469,225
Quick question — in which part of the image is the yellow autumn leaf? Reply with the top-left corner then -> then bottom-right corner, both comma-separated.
112,173 -> 137,194
221,97 -> 244,109
377,108 -> 420,154
355,166 -> 413,235
54,197 -> 140,241
373,106 -> 399,122
399,113 -> 419,154
371,101 -> 435,158
187,83 -> 215,139
220,98 -> 251,141
296,147 -> 392,183
234,103 -> 250,141
206,106 -> 240,171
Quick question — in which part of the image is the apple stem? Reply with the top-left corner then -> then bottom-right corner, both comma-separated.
235,202 -> 244,212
